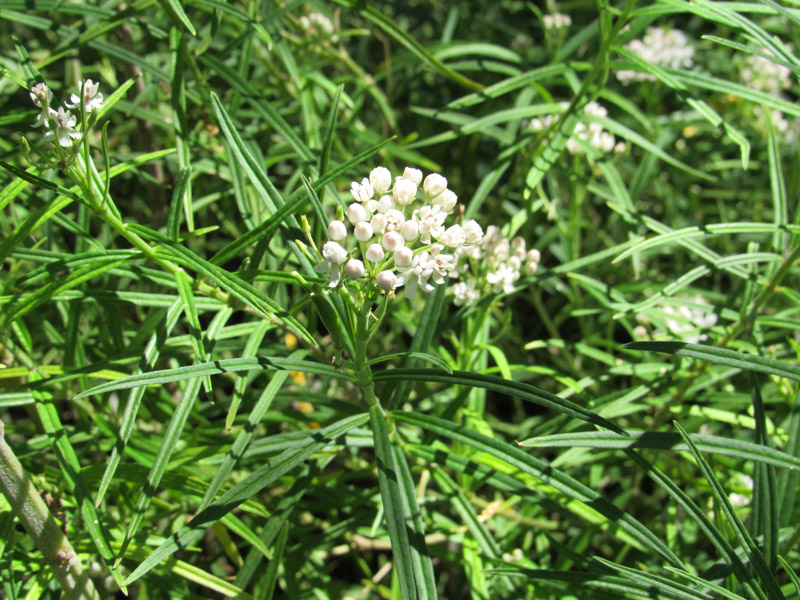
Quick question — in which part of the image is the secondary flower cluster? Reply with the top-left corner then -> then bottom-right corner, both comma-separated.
29,80 -> 104,148
529,101 -> 624,156
298,12 -> 337,41
740,51 -> 792,95
315,167 -> 484,300
616,27 -> 695,84
542,13 -> 571,30
633,296 -> 719,344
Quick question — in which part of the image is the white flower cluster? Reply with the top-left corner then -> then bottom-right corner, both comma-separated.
529,101 -> 623,155
29,80 -> 104,148
633,296 -> 718,344
315,167 -> 484,300
543,13 -> 571,30
741,52 -> 792,96
451,226 -> 540,306
298,12 -> 337,40
616,27 -> 695,84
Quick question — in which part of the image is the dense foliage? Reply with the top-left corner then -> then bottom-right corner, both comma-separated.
1,0 -> 799,598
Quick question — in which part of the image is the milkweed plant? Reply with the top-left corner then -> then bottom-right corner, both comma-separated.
1,1 -> 800,599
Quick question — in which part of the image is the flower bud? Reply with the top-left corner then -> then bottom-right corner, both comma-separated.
440,224 -> 465,248
347,202 -> 367,224
345,258 -> 365,278
328,219 -> 347,241
524,260 -> 539,275
423,173 -> 447,199
378,194 -> 396,213
376,270 -> 397,291
402,167 -> 423,185
432,189 -> 458,213
382,231 -> 404,252
355,221 -> 374,242
393,178 -> 417,206
508,255 -> 522,270
366,244 -> 384,263
401,219 -> 419,241
369,166 -> 392,193
370,213 -> 386,234
394,246 -> 413,268
463,220 -> 483,245
526,248 -> 541,264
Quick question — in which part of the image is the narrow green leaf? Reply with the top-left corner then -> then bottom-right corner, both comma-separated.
624,341 -> 800,383
123,413 -> 368,585
594,557 -> 715,600
376,368 -> 624,434
174,268 -> 213,398
258,522 -> 288,600
166,167 -> 191,241
750,374 -> 778,571
370,406 -> 417,600
159,0 -> 196,35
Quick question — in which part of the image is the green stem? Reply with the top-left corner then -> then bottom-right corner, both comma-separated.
0,419 -> 100,600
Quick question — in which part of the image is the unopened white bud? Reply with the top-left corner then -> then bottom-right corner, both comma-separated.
369,167 -> 392,193
366,244 -> 385,263
394,246 -> 413,267
402,167 -> 423,185
525,260 -> 539,275
432,190 -> 458,213
328,220 -> 347,241
393,178 -> 418,205
401,219 -> 419,242
463,220 -> 483,245
508,255 -> 522,270
378,194 -> 396,212
526,248 -> 541,264
345,258 -> 365,278
423,173 -> 447,199
355,221 -> 374,242
376,270 -> 397,291
382,231 -> 404,252
347,203 -> 367,224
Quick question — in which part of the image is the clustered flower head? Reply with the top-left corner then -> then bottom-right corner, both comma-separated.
313,167 -> 540,306
529,101 -> 624,156
543,13 -> 571,30
740,52 -> 793,96
298,12 -> 337,41
616,27 -> 695,84
633,296 -> 718,344
27,79 -> 104,149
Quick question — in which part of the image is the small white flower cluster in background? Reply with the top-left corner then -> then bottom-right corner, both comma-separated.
616,27 -> 695,84
313,167 -> 540,305
633,296 -> 718,344
29,80 -> 104,148
740,52 -> 792,96
542,13 -> 571,30
298,12 -> 337,41
529,101 -> 624,156
452,226 -> 540,306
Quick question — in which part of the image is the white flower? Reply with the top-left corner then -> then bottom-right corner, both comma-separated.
382,231 -> 404,252
429,244 -> 456,284
392,177 -> 417,206
44,107 -> 81,147
617,27 -> 695,84
395,251 -> 436,299
369,167 -> 392,193
543,13 -> 571,30
376,270 -> 397,291
401,219 -> 419,242
366,244 -> 384,263
328,220 -> 347,241
415,205 -> 447,243
394,246 -> 413,268
432,189 -> 458,213
487,263 -> 520,294
463,220 -> 483,245
423,173 -> 447,199
299,12 -> 336,38
440,224 -> 466,248
347,202 -> 368,225
371,209 -> 405,235
741,52 -> 793,95
354,221 -> 374,242
30,83 -> 52,108
315,241 -> 348,287
452,280 -> 480,307
65,79 -> 104,113
350,178 -> 374,205
402,167 -> 423,185
345,259 -> 365,279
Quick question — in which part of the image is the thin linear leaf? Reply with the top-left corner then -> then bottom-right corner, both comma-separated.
674,421 -> 785,600
258,521 -> 288,600
158,0 -> 196,35
370,406 -> 417,600
174,268 -> 213,398
123,413 -> 368,585
75,356 -> 354,399
518,430 -> 800,470
594,557 -> 715,600
392,411 -> 682,568
624,341 -> 800,383
375,368 -> 624,434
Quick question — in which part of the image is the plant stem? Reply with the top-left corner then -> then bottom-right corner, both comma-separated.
0,419 -> 100,600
